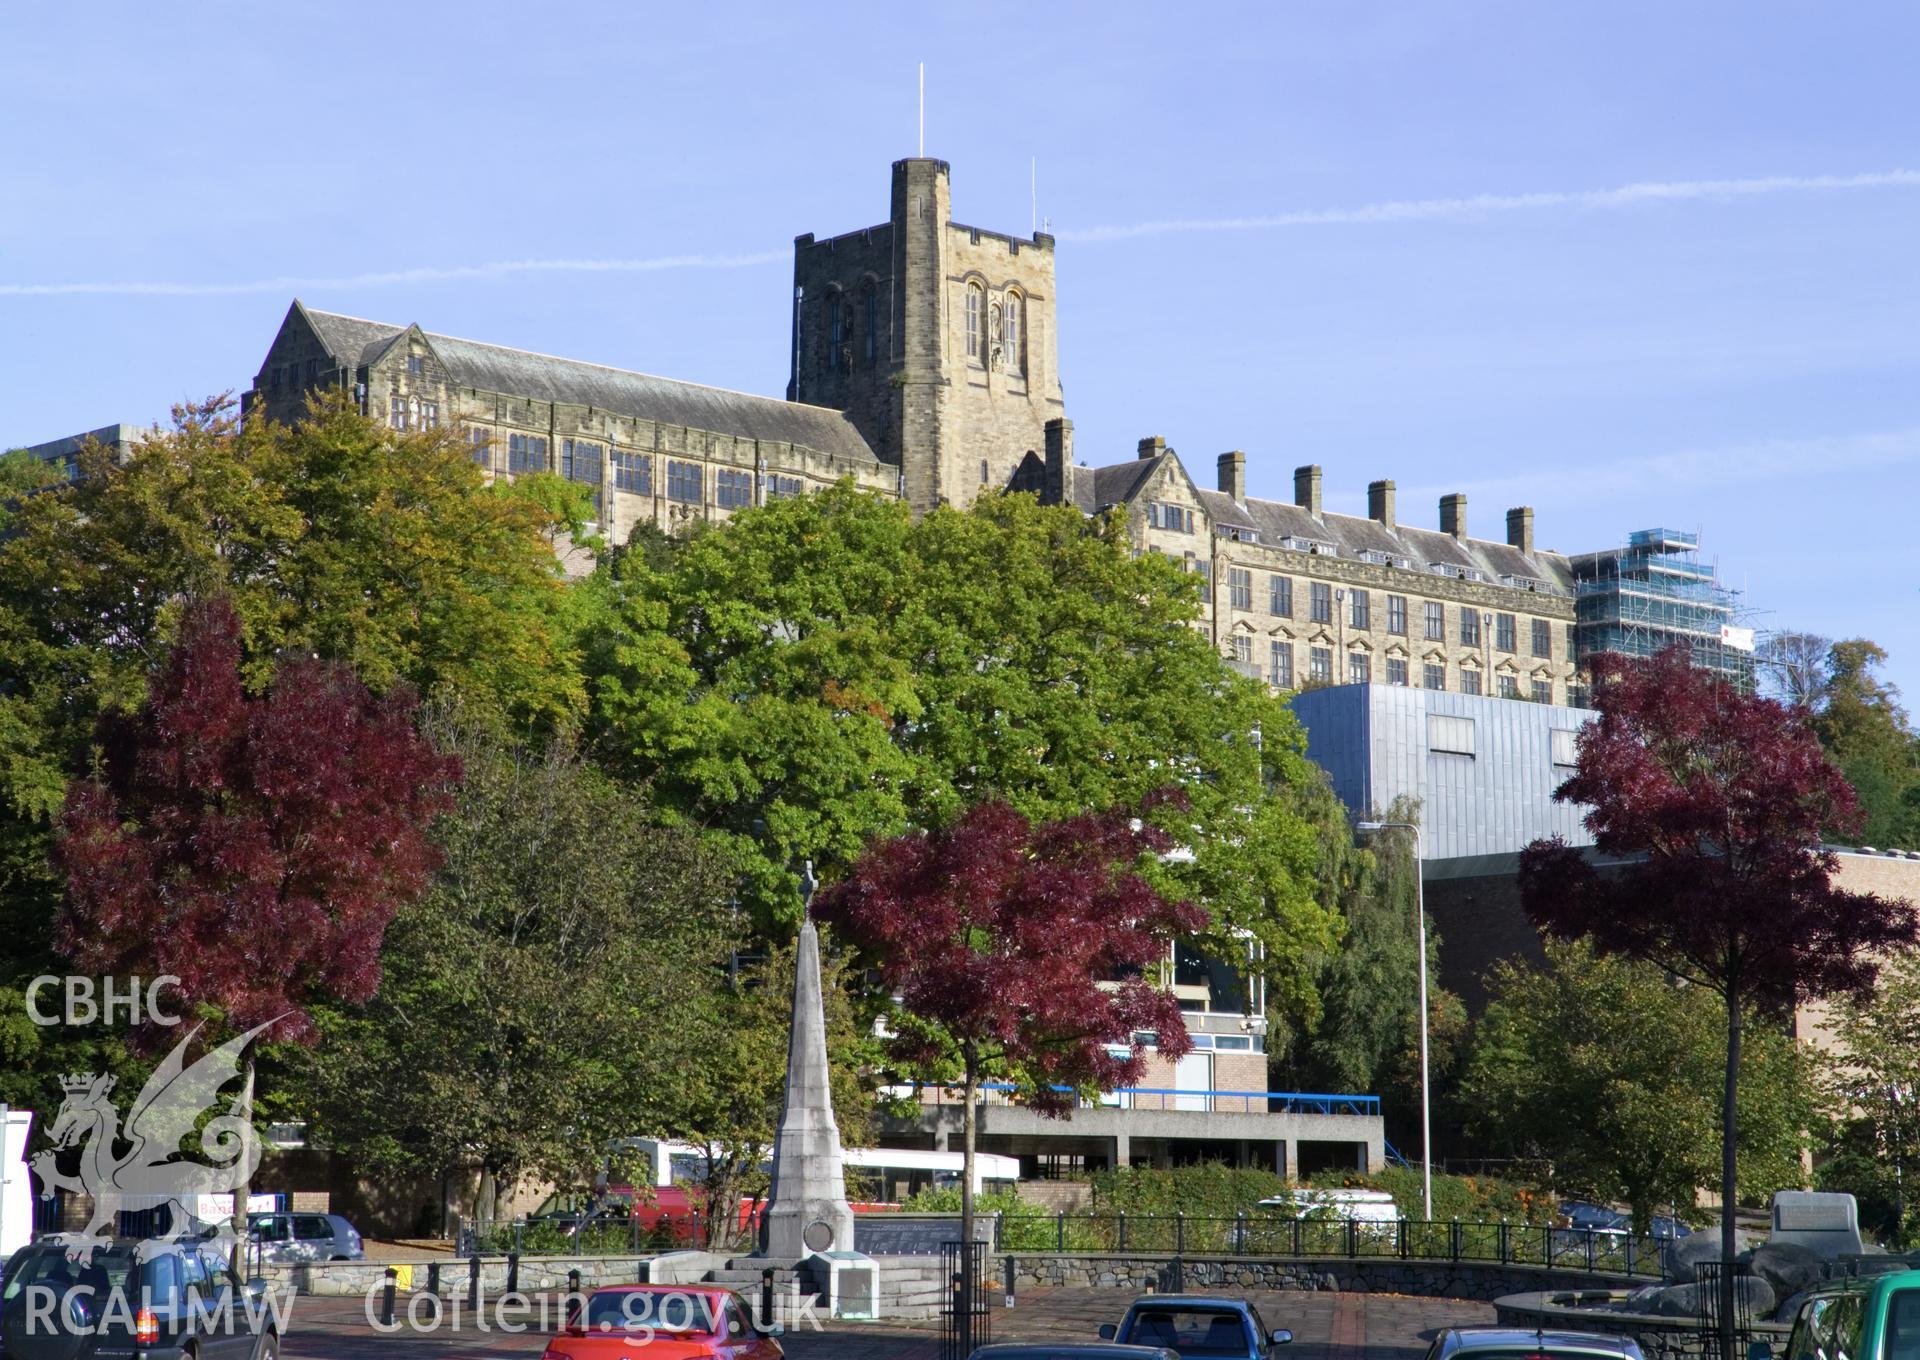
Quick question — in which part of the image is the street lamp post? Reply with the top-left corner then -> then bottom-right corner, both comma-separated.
1356,819 -> 1432,1224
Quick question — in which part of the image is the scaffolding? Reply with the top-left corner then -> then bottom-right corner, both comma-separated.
1573,527 -> 1755,691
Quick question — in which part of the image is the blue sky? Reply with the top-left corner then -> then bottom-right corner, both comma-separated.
3,3 -> 1916,698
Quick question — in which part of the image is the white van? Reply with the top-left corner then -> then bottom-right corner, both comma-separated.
1256,1186 -> 1403,1234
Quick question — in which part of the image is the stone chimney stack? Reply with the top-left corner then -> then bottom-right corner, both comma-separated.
1218,450 -> 1246,501
1043,418 -> 1073,505
1440,493 -> 1468,539
1368,479 -> 1397,528
1137,435 -> 1166,461
1294,464 -> 1323,516
1506,506 -> 1535,554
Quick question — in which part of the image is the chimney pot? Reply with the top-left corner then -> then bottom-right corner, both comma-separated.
1217,450 -> 1246,501
1138,436 -> 1166,461
1506,506 -> 1535,554
1293,464 -> 1323,516
1440,493 -> 1468,538
1368,479 -> 1397,528
1043,419 -> 1073,505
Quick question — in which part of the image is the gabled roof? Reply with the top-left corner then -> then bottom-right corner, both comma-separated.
296,303 -> 408,369
289,303 -> 887,466
1071,456 -> 1163,515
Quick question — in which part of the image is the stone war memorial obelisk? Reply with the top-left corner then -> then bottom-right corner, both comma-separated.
757,862 -> 856,1262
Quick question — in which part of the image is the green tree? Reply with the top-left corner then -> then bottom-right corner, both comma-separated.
1462,940 -> 1815,1232
1271,798 -> 1466,1127
291,718 -> 733,1220
0,448 -> 64,533
1818,950 -> 1920,1247
589,485 -> 1342,1016
0,394 -> 582,806
1816,640 -> 1920,848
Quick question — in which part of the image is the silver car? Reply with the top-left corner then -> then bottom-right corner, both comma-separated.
246,1211 -> 364,1263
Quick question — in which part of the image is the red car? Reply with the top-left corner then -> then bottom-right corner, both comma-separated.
541,1285 -> 782,1359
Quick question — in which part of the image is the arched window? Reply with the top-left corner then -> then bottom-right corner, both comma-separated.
1004,292 -> 1022,374
965,283 -> 983,362
863,289 -> 877,364
827,295 -> 843,373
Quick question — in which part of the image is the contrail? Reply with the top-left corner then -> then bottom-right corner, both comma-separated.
9,169 -> 1915,294
1057,169 -> 1920,243
0,251 -> 788,298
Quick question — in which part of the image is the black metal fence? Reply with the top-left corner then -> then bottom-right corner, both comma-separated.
997,1212 -> 1667,1277
1697,1260 -> 1760,1342
455,1209 -> 1668,1278
941,1239 -> 992,1360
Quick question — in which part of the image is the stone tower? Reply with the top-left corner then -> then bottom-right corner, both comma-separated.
788,159 -> 1065,513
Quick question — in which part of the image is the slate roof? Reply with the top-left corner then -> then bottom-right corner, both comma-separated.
295,303 -> 886,466
1068,456 -> 1163,516
1070,448 -> 1574,590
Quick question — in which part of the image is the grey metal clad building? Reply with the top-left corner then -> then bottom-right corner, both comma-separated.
20,423 -> 158,478
1290,683 -> 1596,862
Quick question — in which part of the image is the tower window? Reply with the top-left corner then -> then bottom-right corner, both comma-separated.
827,296 -> 843,373
965,283 -> 983,363
863,289 -> 877,364
1004,292 -> 1023,374
980,460 -> 989,485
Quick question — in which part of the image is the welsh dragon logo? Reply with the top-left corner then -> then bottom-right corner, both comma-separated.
30,1018 -> 279,1263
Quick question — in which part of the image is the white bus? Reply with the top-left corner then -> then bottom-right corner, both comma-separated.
1,1109 -> 35,1262
620,1139 -> 1021,1203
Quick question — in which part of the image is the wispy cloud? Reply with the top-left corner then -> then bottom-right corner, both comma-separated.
1405,425 -> 1920,509
0,252 -> 787,298
1058,169 -> 1920,243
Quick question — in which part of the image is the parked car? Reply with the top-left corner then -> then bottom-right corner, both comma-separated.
1781,1266 -> 1920,1360
245,1212 -> 363,1263
972,1347 -> 1177,1360
1098,1296 -> 1293,1359
539,1284 -> 779,1360
1424,1328 -> 1648,1360
0,1235 -> 283,1360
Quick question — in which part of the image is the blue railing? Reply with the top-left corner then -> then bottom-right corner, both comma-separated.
920,1082 -> 1380,1117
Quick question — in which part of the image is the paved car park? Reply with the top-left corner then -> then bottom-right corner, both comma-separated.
278,1287 -> 1495,1359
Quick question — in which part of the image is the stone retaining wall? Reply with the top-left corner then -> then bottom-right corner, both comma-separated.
1007,1254 -> 1642,1301
266,1254 -> 650,1298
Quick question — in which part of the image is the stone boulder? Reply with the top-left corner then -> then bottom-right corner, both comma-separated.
1749,1242 -> 1828,1300
1647,1277 -> 1778,1321
1665,1233 -> 1726,1284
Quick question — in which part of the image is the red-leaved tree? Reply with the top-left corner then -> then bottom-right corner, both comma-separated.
55,595 -> 458,1250
1521,646 -> 1917,1358
815,796 -> 1205,1340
